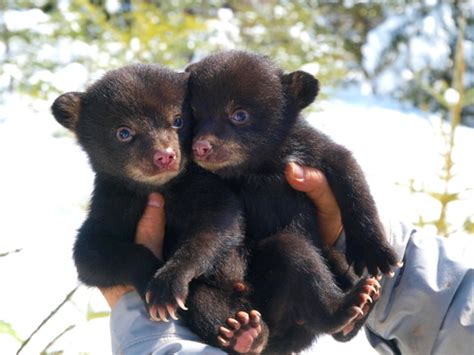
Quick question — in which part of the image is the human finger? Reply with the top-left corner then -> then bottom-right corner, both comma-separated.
285,162 -> 342,246
136,193 -> 166,260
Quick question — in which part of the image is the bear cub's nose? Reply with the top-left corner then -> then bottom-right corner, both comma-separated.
154,148 -> 176,169
193,140 -> 212,159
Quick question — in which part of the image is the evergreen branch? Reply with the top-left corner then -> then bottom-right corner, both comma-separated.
419,82 -> 451,109
0,320 -> 23,342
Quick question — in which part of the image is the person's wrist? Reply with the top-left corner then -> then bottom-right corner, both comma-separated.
101,285 -> 135,309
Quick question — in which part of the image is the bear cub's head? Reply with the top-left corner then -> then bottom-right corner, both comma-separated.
52,64 -> 191,188
186,50 -> 319,176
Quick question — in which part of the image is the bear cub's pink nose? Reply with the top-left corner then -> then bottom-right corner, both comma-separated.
193,140 -> 212,159
153,148 -> 176,169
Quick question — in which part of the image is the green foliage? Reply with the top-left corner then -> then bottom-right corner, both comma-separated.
0,320 -> 23,342
2,0 -> 472,116
1,0 -> 355,100
464,216 -> 474,234
86,304 -> 110,321
229,0 -> 349,83
308,1 -> 385,69
463,87 -> 474,107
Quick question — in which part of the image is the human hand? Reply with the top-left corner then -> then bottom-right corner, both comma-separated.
135,193 -> 166,261
101,193 -> 166,308
285,162 -> 342,246
286,163 -> 385,337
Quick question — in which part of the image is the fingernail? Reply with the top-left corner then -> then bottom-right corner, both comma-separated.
290,163 -> 305,181
148,194 -> 163,208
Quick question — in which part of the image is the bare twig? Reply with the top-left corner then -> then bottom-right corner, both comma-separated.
40,324 -> 76,354
16,287 -> 78,354
0,248 -> 22,257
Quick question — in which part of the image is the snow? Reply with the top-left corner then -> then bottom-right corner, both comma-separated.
4,9 -> 50,32
1,85 -> 472,354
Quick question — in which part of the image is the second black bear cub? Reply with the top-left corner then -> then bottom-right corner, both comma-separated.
52,64 -> 268,352
187,51 -> 398,354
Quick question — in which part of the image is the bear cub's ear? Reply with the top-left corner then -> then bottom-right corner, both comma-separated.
51,92 -> 83,131
282,71 -> 319,110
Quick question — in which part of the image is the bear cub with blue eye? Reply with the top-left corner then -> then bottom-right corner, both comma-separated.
52,64 -> 269,353
187,51 -> 399,354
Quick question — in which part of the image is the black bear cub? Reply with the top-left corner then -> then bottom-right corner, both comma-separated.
52,64 -> 268,353
187,51 -> 399,354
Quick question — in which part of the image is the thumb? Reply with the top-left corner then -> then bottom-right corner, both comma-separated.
285,162 -> 342,246
136,193 -> 166,260
285,163 -> 338,213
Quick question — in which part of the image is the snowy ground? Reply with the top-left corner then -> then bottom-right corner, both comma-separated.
0,87 -> 472,354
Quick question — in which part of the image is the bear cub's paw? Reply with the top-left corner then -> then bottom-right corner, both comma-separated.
145,265 -> 191,321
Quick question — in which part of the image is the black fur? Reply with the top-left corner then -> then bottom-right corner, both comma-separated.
187,51 -> 398,353
52,64 -> 268,351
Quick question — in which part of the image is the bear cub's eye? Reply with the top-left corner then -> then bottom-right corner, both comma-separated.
230,110 -> 249,123
172,117 -> 184,129
116,126 -> 135,142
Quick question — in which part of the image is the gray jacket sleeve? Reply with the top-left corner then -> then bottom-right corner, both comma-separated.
362,221 -> 474,355
110,291 -> 225,355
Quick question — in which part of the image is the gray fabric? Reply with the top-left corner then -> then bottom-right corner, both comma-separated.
110,291 -> 225,354
364,221 -> 474,355
110,221 -> 474,354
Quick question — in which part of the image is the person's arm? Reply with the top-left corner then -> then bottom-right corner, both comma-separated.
110,291 -> 226,354
101,193 -> 165,308
286,163 -> 474,355
101,193 -> 225,354
364,221 -> 473,355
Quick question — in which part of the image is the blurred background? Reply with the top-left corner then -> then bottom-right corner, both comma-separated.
1,1 -> 473,354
